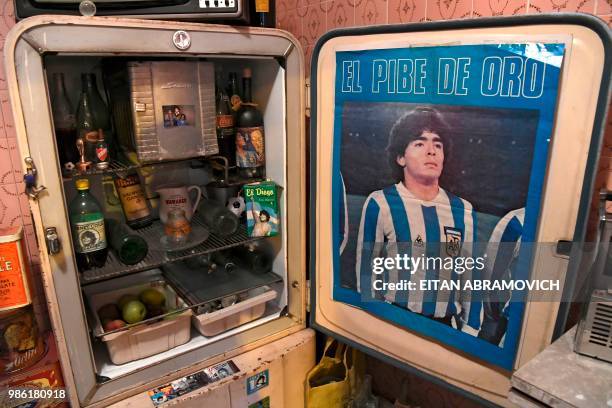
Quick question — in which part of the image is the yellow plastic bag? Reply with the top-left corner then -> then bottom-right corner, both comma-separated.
305,337 -> 350,408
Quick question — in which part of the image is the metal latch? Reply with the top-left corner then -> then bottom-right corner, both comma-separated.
23,157 -> 46,199
45,227 -> 60,255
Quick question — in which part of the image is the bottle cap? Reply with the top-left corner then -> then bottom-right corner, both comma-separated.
75,179 -> 89,190
243,67 -> 252,78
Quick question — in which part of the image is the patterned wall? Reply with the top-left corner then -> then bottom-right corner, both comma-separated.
277,0 -> 612,77
0,0 -> 49,332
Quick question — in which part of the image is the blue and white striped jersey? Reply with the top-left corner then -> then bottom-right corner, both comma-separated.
484,208 -> 525,318
355,182 -> 480,329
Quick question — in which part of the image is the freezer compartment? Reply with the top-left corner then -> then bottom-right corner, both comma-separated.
84,269 -> 192,365
193,286 -> 277,337
104,60 -> 218,164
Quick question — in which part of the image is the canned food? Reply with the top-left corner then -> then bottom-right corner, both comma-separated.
0,306 -> 45,375
0,226 -> 32,312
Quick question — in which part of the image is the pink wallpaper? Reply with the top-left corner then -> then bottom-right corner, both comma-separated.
0,0 -> 49,332
276,0 -> 612,77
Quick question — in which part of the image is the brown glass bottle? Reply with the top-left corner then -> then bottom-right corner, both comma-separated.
216,70 -> 236,167
113,173 -> 153,229
236,68 -> 265,179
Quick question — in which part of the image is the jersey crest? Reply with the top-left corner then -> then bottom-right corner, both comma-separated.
444,226 -> 463,257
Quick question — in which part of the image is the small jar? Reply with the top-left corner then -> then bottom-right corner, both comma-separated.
164,209 -> 192,243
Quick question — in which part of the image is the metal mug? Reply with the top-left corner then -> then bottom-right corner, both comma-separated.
156,184 -> 202,224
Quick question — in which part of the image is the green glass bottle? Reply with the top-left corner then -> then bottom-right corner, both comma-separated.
107,219 -> 148,265
69,179 -> 108,271
76,73 -> 112,163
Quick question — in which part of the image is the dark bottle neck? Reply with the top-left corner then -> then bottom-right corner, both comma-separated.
242,77 -> 252,103
81,74 -> 98,92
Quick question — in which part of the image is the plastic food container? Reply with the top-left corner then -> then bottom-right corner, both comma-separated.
86,278 -> 192,365
192,286 -> 276,337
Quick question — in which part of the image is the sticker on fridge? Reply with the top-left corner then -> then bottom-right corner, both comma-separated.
247,369 -> 269,394
330,43 -> 565,370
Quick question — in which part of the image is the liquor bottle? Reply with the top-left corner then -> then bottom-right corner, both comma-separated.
107,219 -> 148,265
251,0 -> 275,28
199,198 -> 239,237
50,73 -> 78,169
236,68 -> 265,179
228,72 -> 242,115
76,73 -> 112,163
113,172 -> 153,229
95,130 -> 110,170
231,241 -> 273,274
69,179 -> 108,270
216,71 -> 236,167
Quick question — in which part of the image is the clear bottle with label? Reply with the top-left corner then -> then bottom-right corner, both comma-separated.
216,70 -> 236,167
50,73 -> 78,168
76,73 -> 112,162
95,130 -> 110,170
113,172 -> 153,229
236,68 -> 265,179
69,179 -> 108,271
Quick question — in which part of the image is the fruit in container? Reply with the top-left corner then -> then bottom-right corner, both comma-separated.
147,307 -> 165,318
122,300 -> 147,324
139,288 -> 166,308
117,294 -> 139,310
103,319 -> 127,332
98,303 -> 120,321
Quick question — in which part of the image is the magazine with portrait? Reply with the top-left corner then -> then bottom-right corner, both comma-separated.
331,43 -> 565,369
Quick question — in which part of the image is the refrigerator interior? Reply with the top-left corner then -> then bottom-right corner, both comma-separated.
39,52 -> 300,398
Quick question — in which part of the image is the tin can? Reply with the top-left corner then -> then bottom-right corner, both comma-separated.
0,306 -> 46,375
0,226 -> 32,312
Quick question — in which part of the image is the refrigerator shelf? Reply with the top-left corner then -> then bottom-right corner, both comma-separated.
62,156 -> 140,179
80,213 -> 264,285
162,260 -> 283,308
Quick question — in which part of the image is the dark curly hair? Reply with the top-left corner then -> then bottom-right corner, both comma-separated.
258,210 -> 270,222
386,106 -> 451,183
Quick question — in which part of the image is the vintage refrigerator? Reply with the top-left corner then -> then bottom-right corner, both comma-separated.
3,13 -> 611,408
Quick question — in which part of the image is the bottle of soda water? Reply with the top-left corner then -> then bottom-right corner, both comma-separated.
69,179 -> 108,271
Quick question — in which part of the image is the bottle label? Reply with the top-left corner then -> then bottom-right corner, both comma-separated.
0,240 -> 31,311
216,115 -> 234,128
73,217 -> 107,253
230,95 -> 242,112
115,175 -> 151,221
255,0 -> 269,12
96,146 -> 108,162
236,126 -> 265,169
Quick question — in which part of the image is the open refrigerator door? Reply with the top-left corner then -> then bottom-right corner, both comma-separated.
309,14 -> 611,406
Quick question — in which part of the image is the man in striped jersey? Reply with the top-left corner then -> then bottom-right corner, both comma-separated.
479,208 -> 525,345
355,106 -> 480,334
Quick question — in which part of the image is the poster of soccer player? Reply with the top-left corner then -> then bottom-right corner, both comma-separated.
332,43 -> 565,369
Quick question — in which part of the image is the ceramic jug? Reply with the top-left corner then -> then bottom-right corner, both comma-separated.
156,184 -> 202,224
